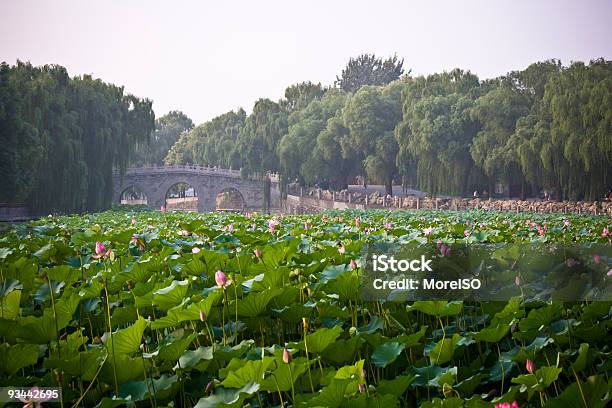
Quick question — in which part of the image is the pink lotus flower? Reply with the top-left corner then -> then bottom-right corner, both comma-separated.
350,259 -> 357,270
495,401 -> 519,408
593,254 -> 601,264
18,386 -> 53,408
95,241 -> 106,256
131,218 -> 137,225
227,224 -> 234,233
338,246 -> 346,255
423,227 -> 434,236
464,229 -> 471,237
537,226 -> 545,236
282,347 -> 292,364
268,219 -> 278,234
192,247 -> 201,254
603,227 -> 609,237
384,222 -> 393,230
563,219 -> 571,227
526,359 -> 535,374
93,241 -> 111,259
199,310 -> 206,322
215,270 -> 228,287
254,248 -> 262,258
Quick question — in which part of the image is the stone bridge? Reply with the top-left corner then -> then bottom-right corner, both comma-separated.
113,165 -> 281,212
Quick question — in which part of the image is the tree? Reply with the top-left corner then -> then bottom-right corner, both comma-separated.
335,54 -> 406,93
132,110 -> 193,166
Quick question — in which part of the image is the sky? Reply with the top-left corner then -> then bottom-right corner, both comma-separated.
1,0 -> 611,124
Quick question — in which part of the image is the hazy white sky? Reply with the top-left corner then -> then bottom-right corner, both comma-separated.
1,0 -> 610,124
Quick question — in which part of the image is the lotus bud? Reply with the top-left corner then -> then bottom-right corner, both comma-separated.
350,259 -> 357,270
205,380 -> 215,394
526,359 -> 535,374
282,348 -> 292,364
338,245 -> 346,255
192,247 -> 201,254
95,241 -> 106,256
423,227 -> 433,236
603,227 -> 609,237
215,270 -> 227,287
254,248 -> 262,258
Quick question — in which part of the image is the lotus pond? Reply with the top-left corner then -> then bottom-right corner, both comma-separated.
0,208 -> 610,407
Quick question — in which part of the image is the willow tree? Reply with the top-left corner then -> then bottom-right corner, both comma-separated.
0,61 -> 154,214
395,70 -> 482,196
536,59 -> 612,200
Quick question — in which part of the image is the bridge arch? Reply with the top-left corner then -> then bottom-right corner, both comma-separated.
119,185 -> 148,205
165,181 -> 198,211
216,187 -> 246,211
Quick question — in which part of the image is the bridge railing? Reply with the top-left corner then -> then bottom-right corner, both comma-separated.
114,164 -> 279,182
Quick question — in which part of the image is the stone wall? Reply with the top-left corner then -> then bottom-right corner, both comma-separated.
284,193 -> 612,216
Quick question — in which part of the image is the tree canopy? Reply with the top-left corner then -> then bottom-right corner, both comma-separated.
167,57 -> 611,200
0,61 -> 155,214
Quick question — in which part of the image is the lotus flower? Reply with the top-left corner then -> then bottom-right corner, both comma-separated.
18,386 -> 53,408
227,224 -> 234,233
494,401 -> 519,408
338,245 -> 346,255
268,219 -> 278,233
245,212 -> 252,219
563,219 -> 571,227
350,259 -> 357,270
282,348 -> 292,364
526,359 -> 535,374
464,229 -> 471,237
593,254 -> 601,264
215,270 -> 228,287
423,227 -> 434,236
131,218 -> 137,225
95,241 -> 106,256
440,244 -> 451,257
192,247 -> 201,254
603,227 -> 609,237
199,310 -> 206,322
254,248 -> 262,258
384,222 -> 393,230
93,241 -> 111,259
436,239 -> 443,248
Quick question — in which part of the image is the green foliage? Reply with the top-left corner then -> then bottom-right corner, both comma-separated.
0,61 -> 155,213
